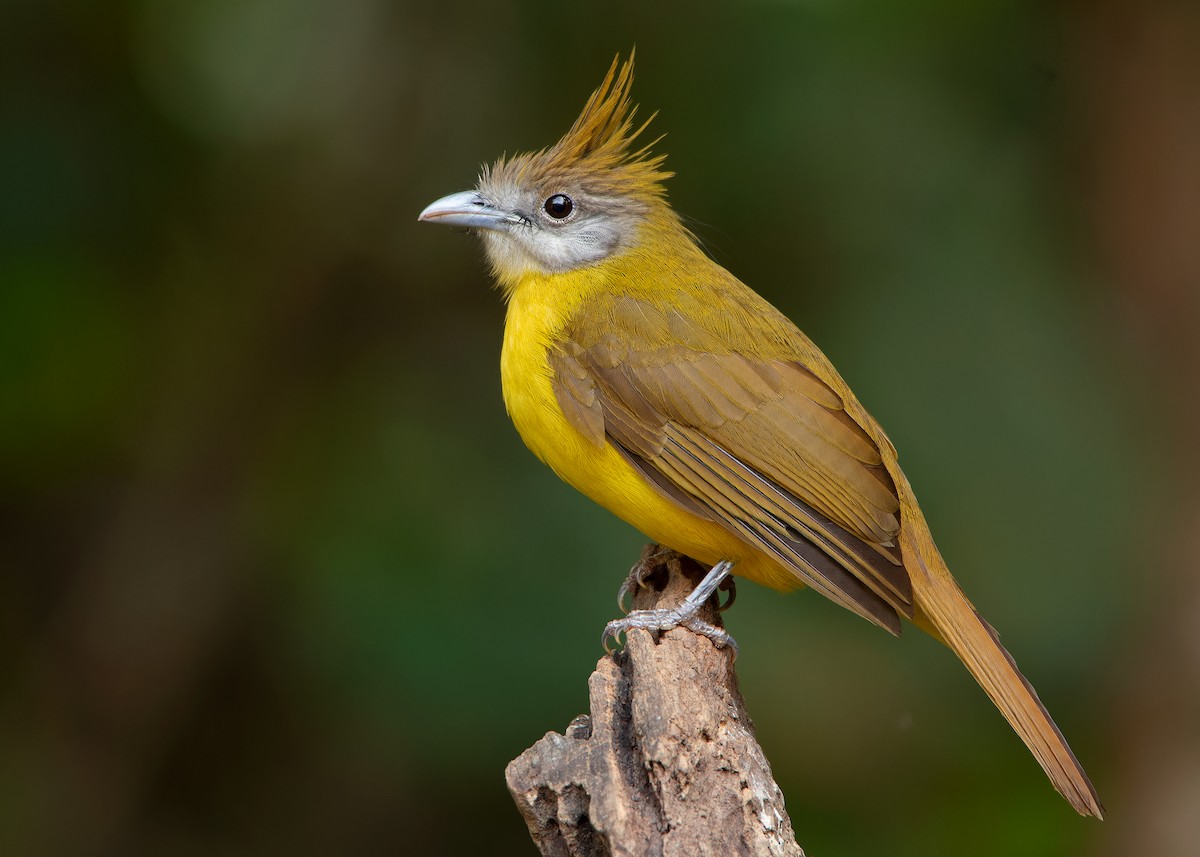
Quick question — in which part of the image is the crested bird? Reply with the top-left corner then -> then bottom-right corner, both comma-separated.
418,54 -> 1103,817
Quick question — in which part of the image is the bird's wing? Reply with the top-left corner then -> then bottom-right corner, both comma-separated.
550,296 -> 913,633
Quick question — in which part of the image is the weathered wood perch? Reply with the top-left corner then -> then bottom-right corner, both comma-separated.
505,547 -> 805,857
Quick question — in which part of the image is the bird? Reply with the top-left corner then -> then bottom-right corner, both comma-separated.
418,53 -> 1103,818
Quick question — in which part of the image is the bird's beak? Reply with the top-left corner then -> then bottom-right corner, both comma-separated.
418,190 -> 513,231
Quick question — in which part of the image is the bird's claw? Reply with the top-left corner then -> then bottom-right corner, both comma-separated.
602,609 -> 738,658
602,608 -> 686,653
717,575 -> 737,612
617,546 -> 675,613
616,580 -> 637,616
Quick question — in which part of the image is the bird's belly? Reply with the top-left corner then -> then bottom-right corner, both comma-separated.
500,330 -> 800,592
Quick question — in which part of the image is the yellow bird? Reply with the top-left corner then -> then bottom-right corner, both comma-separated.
419,55 -> 1102,818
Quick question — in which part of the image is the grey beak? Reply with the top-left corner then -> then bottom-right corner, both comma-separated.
418,190 -> 513,230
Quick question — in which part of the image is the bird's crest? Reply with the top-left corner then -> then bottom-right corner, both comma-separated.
485,52 -> 671,201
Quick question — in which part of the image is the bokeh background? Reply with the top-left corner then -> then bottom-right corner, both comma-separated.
4,1 -> 1199,855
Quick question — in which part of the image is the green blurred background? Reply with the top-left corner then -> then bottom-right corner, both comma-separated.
4,1 -> 1199,855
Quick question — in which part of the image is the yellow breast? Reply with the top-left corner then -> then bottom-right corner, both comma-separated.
499,270 -> 799,591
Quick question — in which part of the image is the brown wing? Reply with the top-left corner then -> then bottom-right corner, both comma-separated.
550,313 -> 913,634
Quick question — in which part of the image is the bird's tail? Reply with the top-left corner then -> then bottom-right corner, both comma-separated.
904,534 -> 1104,818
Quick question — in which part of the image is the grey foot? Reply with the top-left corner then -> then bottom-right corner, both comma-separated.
603,560 -> 738,657
603,611 -> 739,657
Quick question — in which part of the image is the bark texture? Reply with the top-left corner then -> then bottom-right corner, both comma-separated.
505,548 -> 804,857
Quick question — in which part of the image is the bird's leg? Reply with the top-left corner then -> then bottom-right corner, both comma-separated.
617,544 -> 676,613
603,560 -> 738,657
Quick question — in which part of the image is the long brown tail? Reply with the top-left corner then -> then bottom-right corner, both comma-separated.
905,536 -> 1104,818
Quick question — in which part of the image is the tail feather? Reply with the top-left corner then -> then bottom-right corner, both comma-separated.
906,539 -> 1104,818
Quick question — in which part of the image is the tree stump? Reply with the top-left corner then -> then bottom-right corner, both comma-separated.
505,547 -> 805,857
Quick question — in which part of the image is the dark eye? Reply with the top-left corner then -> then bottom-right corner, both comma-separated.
543,194 -> 574,220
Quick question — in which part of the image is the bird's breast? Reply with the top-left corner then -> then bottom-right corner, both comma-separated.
498,275 -> 629,494
498,273 -> 799,590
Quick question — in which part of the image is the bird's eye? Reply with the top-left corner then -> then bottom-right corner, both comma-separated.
543,194 -> 574,220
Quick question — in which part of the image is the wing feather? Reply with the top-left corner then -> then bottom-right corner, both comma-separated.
548,293 -> 913,629
549,346 -> 606,446
664,424 -> 911,616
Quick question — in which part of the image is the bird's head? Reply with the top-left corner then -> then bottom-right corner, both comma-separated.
419,54 -> 675,289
